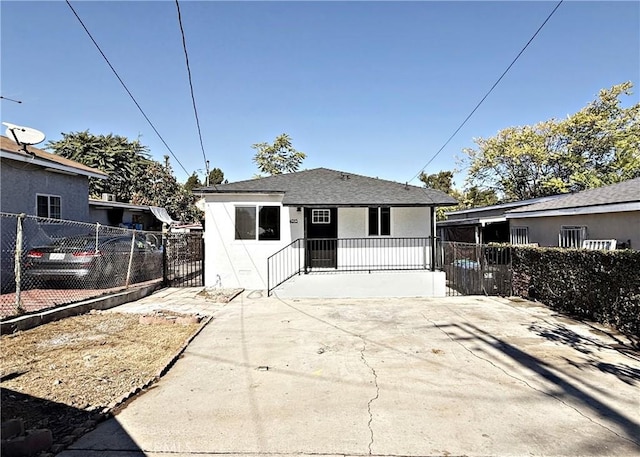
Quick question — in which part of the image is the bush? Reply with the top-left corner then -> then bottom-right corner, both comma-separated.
512,246 -> 640,337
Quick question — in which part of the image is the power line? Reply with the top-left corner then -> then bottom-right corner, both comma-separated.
409,0 -> 564,184
65,0 -> 190,176
1,96 -> 22,104
175,0 -> 210,181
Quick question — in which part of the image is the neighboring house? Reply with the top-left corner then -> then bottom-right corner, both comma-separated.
506,178 -> 640,249
0,135 -> 107,220
89,197 -> 177,231
437,195 -> 563,244
200,168 -> 457,297
1,134 -> 107,292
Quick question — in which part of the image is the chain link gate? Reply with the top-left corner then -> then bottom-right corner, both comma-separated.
163,232 -> 204,287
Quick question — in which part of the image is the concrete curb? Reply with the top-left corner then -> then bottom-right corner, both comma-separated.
0,282 -> 163,334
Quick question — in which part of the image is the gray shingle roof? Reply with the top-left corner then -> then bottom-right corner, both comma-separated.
508,177 -> 640,213
202,168 -> 458,207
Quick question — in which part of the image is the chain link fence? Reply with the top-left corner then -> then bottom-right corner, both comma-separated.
1,212 -> 164,319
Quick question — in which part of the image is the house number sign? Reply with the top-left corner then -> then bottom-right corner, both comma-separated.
290,219 -> 299,224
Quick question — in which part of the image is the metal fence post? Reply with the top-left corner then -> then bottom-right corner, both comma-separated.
14,213 -> 26,313
162,223 -> 169,286
125,230 -> 136,287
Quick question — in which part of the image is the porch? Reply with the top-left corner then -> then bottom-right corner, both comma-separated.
267,236 -> 443,296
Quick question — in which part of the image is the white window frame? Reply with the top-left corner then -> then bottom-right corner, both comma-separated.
510,226 -> 529,245
559,225 -> 587,248
36,194 -> 61,219
311,209 -> 331,224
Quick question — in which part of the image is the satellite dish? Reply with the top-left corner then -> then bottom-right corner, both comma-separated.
2,122 -> 46,148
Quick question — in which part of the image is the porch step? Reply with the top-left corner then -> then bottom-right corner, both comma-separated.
272,270 -> 446,298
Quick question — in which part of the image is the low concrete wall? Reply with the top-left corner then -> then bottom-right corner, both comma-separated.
1,282 -> 163,334
273,270 -> 446,298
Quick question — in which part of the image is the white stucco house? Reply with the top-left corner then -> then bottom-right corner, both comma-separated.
200,168 -> 458,298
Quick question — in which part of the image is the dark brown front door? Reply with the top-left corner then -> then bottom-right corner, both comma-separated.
305,208 -> 337,269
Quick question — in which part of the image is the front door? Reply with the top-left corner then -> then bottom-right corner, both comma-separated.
305,208 -> 337,269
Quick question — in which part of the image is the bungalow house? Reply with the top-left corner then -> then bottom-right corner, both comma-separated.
506,177 -> 640,249
200,168 -> 458,297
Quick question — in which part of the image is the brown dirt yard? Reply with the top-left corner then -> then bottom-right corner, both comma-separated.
1,310 -> 204,453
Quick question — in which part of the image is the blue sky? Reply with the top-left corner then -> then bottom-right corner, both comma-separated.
2,1 -> 638,188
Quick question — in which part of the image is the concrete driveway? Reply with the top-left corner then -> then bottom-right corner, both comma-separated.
61,291 -> 639,457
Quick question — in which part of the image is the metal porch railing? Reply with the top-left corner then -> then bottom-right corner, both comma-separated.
267,237 -> 439,295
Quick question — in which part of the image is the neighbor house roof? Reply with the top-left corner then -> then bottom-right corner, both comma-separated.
438,194 -> 564,227
89,199 -> 179,224
0,135 -> 108,179
506,177 -> 640,218
201,167 -> 458,207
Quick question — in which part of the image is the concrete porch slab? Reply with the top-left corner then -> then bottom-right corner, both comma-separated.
272,270 -> 446,298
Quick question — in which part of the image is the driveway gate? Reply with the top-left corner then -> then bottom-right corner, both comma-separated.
164,232 -> 204,287
441,242 -> 512,296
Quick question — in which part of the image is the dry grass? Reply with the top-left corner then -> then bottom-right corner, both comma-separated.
1,311 -> 202,446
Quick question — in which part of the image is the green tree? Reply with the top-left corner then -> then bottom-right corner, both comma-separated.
184,172 -> 202,193
463,82 -> 640,200
48,131 -> 202,223
131,160 -> 202,223
47,131 -> 151,200
419,170 -> 455,194
208,167 -> 225,185
252,133 -> 306,176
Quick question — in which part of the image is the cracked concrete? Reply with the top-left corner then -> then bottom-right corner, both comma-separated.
61,290 -> 640,457
359,340 -> 380,455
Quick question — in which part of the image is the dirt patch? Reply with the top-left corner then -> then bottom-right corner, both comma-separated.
1,310 -> 203,452
197,287 -> 243,303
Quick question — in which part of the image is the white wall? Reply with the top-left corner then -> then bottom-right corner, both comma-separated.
338,207 -> 432,238
204,194 -> 294,290
335,207 -> 433,268
205,198 -> 438,291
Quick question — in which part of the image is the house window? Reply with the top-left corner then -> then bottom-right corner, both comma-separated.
36,194 -> 61,219
368,207 -> 390,236
312,209 -> 331,224
510,227 -> 529,245
235,206 -> 280,241
559,226 -> 587,248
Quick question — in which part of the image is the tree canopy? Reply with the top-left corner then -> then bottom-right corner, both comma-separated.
47,132 -> 202,223
419,170 -> 498,220
463,82 -> 640,201
47,131 -> 151,200
252,133 -> 306,176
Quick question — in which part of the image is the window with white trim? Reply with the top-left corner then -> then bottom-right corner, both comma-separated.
559,226 -> 587,248
235,206 -> 280,241
510,226 -> 529,245
36,194 -> 61,219
368,207 -> 391,236
311,209 -> 331,224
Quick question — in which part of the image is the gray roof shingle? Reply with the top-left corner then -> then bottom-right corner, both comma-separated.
508,177 -> 640,213
202,167 -> 458,207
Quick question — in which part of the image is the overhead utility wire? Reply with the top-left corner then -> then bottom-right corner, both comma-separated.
65,0 -> 190,176
175,0 -> 210,181
408,0 -> 564,184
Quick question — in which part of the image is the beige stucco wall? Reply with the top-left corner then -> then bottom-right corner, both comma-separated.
509,211 -> 640,248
